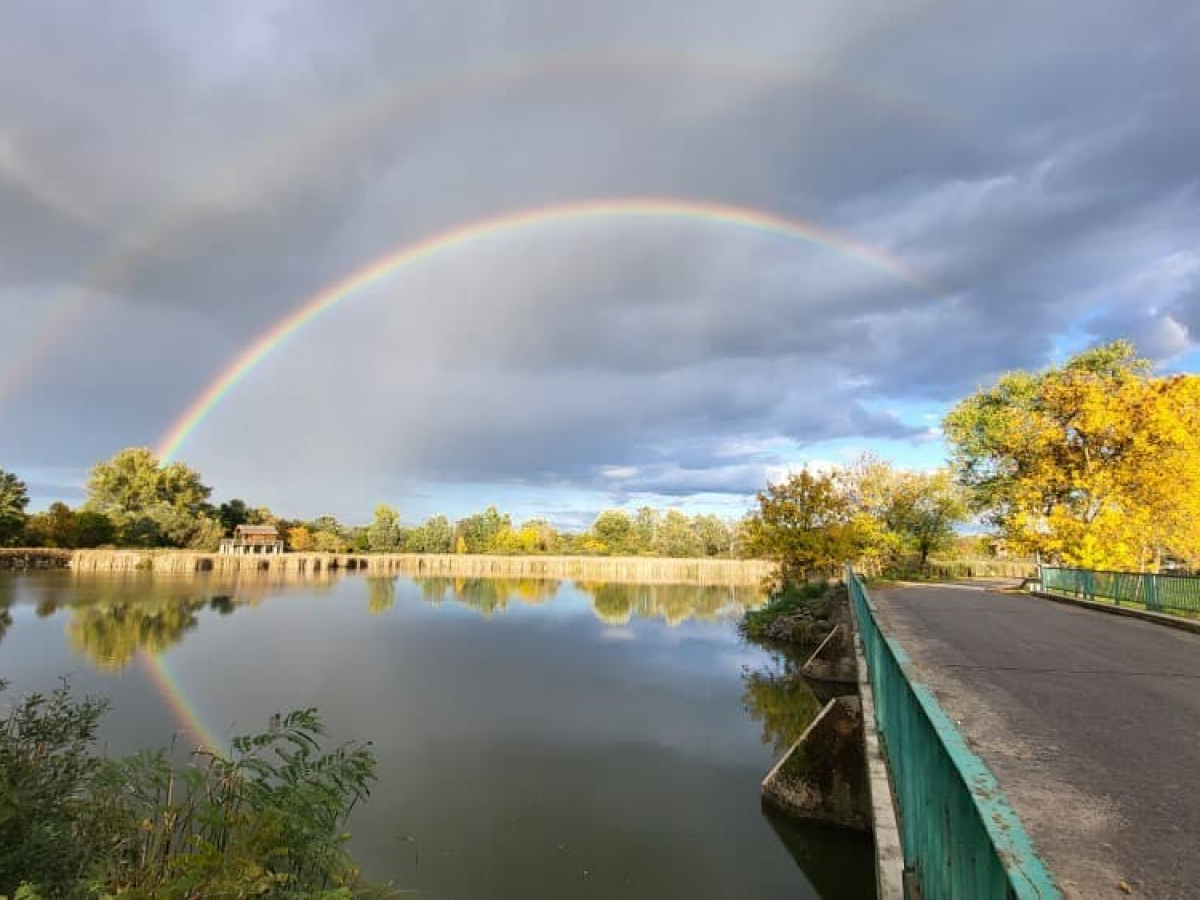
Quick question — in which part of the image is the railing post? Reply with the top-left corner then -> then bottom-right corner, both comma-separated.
1143,573 -> 1159,612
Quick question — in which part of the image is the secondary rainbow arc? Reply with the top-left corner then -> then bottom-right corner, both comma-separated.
0,51 -> 955,419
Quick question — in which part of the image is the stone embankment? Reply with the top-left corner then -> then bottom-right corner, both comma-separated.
0,548 -> 73,570
66,550 -> 772,585
756,582 -> 872,833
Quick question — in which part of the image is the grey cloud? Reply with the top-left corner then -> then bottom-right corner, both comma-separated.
2,1 -> 1197,515
1087,306 -> 1191,362
1169,285 -> 1200,338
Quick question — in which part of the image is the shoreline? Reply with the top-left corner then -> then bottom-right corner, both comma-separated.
5,548 -> 772,585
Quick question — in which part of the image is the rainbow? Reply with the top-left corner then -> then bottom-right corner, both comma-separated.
157,196 -> 936,462
0,51 -> 955,421
140,652 -> 226,752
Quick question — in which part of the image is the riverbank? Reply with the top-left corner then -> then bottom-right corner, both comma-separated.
62,550 -> 773,585
741,581 -> 848,645
0,548 -> 74,570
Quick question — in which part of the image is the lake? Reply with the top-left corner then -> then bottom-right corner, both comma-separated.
0,571 -> 873,899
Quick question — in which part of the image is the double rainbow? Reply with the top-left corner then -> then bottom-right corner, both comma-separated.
133,194 -> 937,751
0,50 -> 954,420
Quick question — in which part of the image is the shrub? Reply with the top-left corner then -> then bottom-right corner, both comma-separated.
0,679 -> 393,899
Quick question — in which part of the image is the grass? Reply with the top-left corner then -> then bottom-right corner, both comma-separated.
1039,587 -> 1200,621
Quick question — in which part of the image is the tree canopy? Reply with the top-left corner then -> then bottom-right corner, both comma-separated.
22,502 -> 115,549
367,504 -> 402,553
0,468 -> 30,547
944,341 -> 1200,570
744,469 -> 860,584
83,448 -> 222,549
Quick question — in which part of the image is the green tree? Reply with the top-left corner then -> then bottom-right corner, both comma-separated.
0,468 -> 29,546
217,498 -> 250,533
367,504 -> 402,553
312,529 -> 348,553
691,514 -> 732,557
83,448 -> 217,548
246,506 -> 278,526
307,515 -> 349,553
406,514 -> 454,553
350,525 -> 371,552
886,470 -> 968,565
71,510 -> 115,548
631,507 -> 660,553
845,455 -> 968,567
590,509 -> 633,555
455,506 -> 510,553
653,510 -> 702,557
744,469 -> 859,585
23,502 -> 77,548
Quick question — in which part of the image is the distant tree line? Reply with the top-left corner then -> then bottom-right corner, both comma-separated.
251,503 -> 744,559
0,449 -> 747,558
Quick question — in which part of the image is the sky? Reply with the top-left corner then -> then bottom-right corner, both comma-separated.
1,1 -> 1197,526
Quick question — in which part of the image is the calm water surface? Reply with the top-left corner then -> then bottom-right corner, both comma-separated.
0,572 -> 873,899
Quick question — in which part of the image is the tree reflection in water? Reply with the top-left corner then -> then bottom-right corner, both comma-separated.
366,577 -> 396,614
1,573 -> 764,668
413,577 -> 760,626
0,577 -> 11,645
68,597 -> 209,670
740,650 -> 823,755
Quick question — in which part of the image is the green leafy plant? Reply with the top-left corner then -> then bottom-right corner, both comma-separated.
0,679 -> 394,899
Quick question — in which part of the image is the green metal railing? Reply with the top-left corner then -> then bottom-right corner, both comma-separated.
848,567 -> 1059,900
1040,567 -> 1200,617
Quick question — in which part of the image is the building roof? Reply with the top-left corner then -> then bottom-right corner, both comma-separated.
234,524 -> 279,536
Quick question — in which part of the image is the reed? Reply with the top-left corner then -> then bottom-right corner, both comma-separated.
67,549 -> 772,585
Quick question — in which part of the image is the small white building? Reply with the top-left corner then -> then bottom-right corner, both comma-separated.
219,524 -> 285,555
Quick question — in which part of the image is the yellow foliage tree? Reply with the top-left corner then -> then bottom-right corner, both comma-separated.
287,525 -> 314,552
944,341 -> 1200,570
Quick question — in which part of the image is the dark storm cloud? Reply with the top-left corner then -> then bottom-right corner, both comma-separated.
1,0 -> 1197,514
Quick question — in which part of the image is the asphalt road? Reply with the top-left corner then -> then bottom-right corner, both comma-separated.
872,584 -> 1200,900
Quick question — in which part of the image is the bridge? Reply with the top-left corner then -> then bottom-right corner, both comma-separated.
853,574 -> 1200,899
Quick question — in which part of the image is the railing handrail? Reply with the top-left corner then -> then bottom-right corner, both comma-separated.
1038,565 -> 1200,617
1041,564 -> 1196,581
848,566 -> 1060,899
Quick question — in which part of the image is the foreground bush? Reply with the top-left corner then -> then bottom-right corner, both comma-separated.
0,679 -> 392,899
